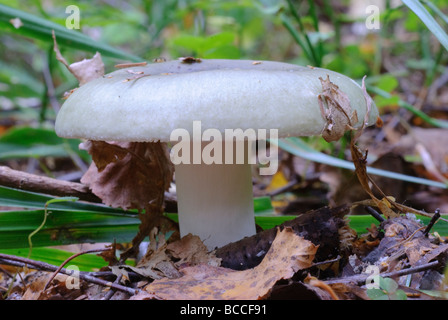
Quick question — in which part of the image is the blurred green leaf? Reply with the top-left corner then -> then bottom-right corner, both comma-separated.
0,126 -> 87,161
367,288 -> 389,300
0,4 -> 142,61
0,61 -> 43,98
402,0 -> 448,51
367,276 -> 407,300
170,32 -> 240,59
375,74 -> 399,92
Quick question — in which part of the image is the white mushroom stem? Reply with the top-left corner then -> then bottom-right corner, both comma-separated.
174,142 -> 256,250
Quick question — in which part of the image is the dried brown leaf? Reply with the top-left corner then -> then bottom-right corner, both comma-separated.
117,234 -> 219,281
81,141 -> 173,211
144,227 -> 318,300
127,245 -> 181,280
318,75 -> 358,142
52,31 -> 104,86
404,239 -> 436,266
166,233 -> 221,267
81,141 -> 175,261
349,77 -> 400,218
80,141 -> 128,172
350,144 -> 399,218
22,272 -> 83,300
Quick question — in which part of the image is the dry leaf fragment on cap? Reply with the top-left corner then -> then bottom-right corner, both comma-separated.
52,31 -> 104,86
179,56 -> 202,64
114,62 -> 148,68
318,75 -> 358,142
9,17 -> 23,29
144,228 -> 318,300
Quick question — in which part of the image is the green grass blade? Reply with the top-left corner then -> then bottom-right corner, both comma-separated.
0,126 -> 88,161
0,185 -> 130,213
284,0 -> 321,66
280,13 -> 314,64
421,0 -> 448,24
0,185 -> 274,249
402,0 -> 448,52
347,214 -> 448,235
0,247 -> 108,271
0,208 -> 140,249
0,4 -> 142,61
273,137 -> 448,189
254,214 -> 448,235
1,190 -> 445,250
368,85 -> 448,128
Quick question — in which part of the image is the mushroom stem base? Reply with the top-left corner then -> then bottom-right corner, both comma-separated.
174,161 -> 256,250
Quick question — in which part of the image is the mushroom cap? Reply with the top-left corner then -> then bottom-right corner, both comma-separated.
55,59 -> 378,142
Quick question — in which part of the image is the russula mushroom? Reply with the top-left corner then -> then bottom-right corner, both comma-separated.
55,59 -> 379,250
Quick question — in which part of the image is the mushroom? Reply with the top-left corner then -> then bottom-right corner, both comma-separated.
55,59 -> 379,250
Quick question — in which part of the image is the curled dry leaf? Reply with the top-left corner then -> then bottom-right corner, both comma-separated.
80,141 -> 174,211
166,233 -> 221,267
79,140 -> 128,172
318,75 -> 358,142
349,77 -> 399,218
144,227 -> 318,300
347,78 -> 441,220
118,233 -> 220,281
52,31 -> 104,86
81,140 -> 175,261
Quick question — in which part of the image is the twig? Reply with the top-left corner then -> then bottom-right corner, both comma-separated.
43,248 -> 111,291
312,256 -> 341,268
365,206 -> 386,223
0,166 -> 101,203
325,260 -> 440,285
0,165 -> 178,212
424,209 -> 441,237
0,255 -> 140,281
0,254 -> 137,296
102,274 -> 123,300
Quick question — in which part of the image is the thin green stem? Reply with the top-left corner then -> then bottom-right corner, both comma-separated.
368,86 -> 448,128
285,0 -> 321,66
